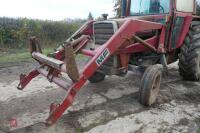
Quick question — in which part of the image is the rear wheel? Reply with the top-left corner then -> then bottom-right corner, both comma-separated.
179,21 -> 200,81
139,65 -> 162,106
88,72 -> 105,83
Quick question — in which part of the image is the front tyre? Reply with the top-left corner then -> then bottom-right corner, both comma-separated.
139,65 -> 162,106
88,72 -> 105,83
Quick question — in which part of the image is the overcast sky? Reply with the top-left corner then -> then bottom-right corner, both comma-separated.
1,0 -> 200,21
0,0 -> 114,20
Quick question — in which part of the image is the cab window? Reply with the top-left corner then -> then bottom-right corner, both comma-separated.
130,0 -> 170,15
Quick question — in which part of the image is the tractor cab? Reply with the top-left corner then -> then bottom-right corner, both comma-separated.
115,0 -> 196,51
122,0 -> 195,17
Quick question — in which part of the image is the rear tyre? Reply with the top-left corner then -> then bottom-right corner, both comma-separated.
179,21 -> 200,81
88,72 -> 105,83
139,65 -> 162,106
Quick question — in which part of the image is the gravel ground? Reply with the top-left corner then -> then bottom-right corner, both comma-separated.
0,61 -> 199,133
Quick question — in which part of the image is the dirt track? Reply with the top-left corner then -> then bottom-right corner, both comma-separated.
0,61 -> 200,133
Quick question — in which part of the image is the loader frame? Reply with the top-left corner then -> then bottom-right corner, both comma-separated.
17,0 -> 195,126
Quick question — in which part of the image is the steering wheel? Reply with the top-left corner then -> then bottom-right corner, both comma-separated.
149,3 -> 165,14
159,5 -> 165,13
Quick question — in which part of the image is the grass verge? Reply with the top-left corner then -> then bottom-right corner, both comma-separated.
0,48 -> 54,65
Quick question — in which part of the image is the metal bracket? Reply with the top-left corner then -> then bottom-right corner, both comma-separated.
64,42 -> 80,82
17,70 -> 40,90
160,54 -> 168,75
132,35 -> 157,52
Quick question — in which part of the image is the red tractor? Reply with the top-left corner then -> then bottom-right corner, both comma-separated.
18,0 -> 200,126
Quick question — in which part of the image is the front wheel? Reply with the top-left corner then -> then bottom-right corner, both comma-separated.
139,65 -> 162,106
88,72 -> 105,83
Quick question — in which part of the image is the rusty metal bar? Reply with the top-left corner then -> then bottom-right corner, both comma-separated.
37,68 -> 72,91
29,37 -> 37,53
32,51 -> 79,82
32,52 -> 67,74
30,37 -> 42,53
32,52 -> 64,70
132,35 -> 157,52
64,42 -> 80,82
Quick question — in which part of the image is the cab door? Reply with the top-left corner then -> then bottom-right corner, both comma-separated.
168,0 -> 194,51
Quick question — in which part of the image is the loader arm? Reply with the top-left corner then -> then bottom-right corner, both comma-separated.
18,19 -> 165,126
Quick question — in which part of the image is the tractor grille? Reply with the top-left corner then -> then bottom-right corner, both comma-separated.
93,21 -> 118,45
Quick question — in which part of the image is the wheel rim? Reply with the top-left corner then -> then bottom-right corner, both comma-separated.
148,72 -> 161,105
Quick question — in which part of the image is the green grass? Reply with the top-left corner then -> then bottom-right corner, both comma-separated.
0,47 -> 53,64
75,128 -> 83,133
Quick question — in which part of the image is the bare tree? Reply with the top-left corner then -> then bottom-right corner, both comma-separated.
88,12 -> 94,20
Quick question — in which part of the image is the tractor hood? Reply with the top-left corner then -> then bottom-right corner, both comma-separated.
93,15 -> 161,45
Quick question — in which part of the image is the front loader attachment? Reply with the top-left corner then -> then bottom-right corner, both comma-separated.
18,36 -> 89,125
17,19 -> 165,126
